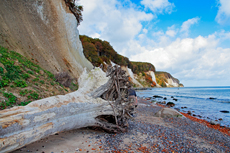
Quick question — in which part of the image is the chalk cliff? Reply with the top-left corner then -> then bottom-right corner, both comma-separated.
0,0 -> 93,78
121,66 -> 143,88
0,1 -> 184,151
145,71 -> 161,87
155,72 -> 183,87
80,35 -> 183,88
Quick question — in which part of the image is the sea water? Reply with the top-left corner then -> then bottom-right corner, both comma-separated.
136,86 -> 230,127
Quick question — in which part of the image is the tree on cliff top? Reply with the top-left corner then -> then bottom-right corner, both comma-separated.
64,0 -> 83,26
79,35 -> 156,74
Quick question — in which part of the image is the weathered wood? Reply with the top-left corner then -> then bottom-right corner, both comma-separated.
91,65 -> 131,130
0,66 -> 132,152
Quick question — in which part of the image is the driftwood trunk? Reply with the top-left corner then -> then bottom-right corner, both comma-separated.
0,66 -> 132,152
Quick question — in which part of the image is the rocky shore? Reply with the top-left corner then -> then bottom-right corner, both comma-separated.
13,98 -> 230,153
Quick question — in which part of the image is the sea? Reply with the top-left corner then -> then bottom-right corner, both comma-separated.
136,86 -> 230,127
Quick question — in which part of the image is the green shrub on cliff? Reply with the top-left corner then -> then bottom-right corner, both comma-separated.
80,35 -> 155,74
0,46 -> 74,110
80,35 -> 183,88
130,61 -> 155,74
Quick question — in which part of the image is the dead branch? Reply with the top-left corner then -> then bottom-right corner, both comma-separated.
91,65 -> 132,133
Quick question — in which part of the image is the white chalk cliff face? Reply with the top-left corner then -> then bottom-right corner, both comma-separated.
0,0 -> 93,78
145,71 -> 161,87
165,78 -> 180,87
121,66 -> 143,87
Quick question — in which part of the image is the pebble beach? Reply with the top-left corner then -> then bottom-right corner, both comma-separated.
13,98 -> 230,153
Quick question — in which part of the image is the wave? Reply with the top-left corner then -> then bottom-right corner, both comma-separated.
137,88 -> 230,104
213,99 -> 230,103
150,94 -> 230,103
158,94 -> 208,100
175,95 -> 230,103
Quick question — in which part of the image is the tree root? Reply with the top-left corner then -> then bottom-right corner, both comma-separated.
91,65 -> 132,133
96,120 -> 127,133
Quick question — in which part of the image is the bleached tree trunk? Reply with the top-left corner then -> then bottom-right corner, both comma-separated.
0,67 -> 131,152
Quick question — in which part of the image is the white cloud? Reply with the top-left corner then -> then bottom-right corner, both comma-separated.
78,0 -> 153,48
152,30 -> 164,37
90,33 -> 101,39
138,34 -> 145,39
166,30 -> 176,37
217,30 -> 230,40
130,32 -> 230,86
150,25 -> 178,46
180,17 -> 200,37
166,25 -> 177,37
216,0 -> 230,25
143,28 -> 148,34
78,0 -> 230,86
150,30 -> 171,47
140,0 -> 175,14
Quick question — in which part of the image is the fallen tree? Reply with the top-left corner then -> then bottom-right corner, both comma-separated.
0,66 -> 132,152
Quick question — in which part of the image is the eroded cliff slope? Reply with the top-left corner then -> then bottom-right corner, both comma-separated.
0,0 -> 93,78
80,35 -> 183,88
155,72 -> 184,87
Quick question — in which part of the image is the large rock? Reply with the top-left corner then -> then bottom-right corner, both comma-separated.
0,0 -> 93,78
220,110 -> 229,113
166,102 -> 175,107
155,108 -> 184,118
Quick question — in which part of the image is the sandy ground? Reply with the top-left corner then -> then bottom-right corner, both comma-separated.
12,98 -> 230,153
13,128 -> 104,153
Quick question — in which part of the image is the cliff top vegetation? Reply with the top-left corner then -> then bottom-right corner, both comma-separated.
80,35 -> 155,74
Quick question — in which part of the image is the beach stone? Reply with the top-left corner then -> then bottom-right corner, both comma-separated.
209,97 -> 216,99
210,120 -> 219,125
163,97 -> 167,100
220,110 -> 229,113
187,111 -> 192,115
166,102 -> 175,107
153,95 -> 163,98
155,108 -> 183,118
174,108 -> 180,111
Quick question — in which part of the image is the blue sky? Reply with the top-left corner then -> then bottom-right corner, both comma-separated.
78,0 -> 230,87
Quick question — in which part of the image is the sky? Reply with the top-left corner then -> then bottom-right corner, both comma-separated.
78,0 -> 230,87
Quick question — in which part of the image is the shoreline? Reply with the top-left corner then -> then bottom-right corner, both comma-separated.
134,86 -> 184,90
135,87 -> 230,128
12,97 -> 230,153
155,102 -> 230,137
